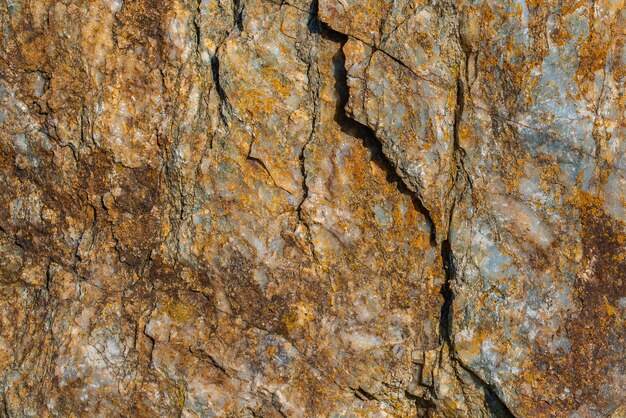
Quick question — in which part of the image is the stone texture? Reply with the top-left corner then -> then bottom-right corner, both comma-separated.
0,0 -> 623,417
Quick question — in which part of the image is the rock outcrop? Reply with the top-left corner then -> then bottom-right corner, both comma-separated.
0,0 -> 624,416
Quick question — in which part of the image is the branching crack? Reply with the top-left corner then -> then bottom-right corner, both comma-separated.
317,3 -> 517,415
320,20 -> 444,88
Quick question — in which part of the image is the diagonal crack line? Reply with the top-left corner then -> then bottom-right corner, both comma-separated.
318,19 -> 437,245
246,143 -> 293,196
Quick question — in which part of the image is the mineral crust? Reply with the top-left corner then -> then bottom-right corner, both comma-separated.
0,0 -> 624,416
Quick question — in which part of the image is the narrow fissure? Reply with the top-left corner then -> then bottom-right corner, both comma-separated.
352,386 -> 377,401
294,0 -> 321,262
233,0 -> 244,31
210,54 -> 232,127
439,238 -> 454,344
2,390 -> 9,418
193,0 -> 201,54
439,72 -> 467,349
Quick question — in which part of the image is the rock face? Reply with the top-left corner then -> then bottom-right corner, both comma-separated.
0,0 -> 624,416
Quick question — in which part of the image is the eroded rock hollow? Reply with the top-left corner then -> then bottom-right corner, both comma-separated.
0,0 -> 624,416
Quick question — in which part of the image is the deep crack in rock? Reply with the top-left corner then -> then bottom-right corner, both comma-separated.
320,20 -> 437,246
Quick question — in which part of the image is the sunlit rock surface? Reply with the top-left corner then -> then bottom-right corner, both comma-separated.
0,0 -> 623,416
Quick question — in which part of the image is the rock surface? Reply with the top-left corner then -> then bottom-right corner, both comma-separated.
0,0 -> 624,416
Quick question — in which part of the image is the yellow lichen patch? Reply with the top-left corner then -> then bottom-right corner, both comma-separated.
163,297 -> 195,323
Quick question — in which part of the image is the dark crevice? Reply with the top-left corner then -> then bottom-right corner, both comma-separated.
2,390 -> 9,418
440,54 -> 464,348
458,363 -> 516,418
193,23 -> 201,54
145,333 -> 156,367
233,0 -> 244,31
297,141 -> 311,219
453,77 -> 465,163
405,391 -> 437,416
439,239 -> 454,345
317,4 -> 514,416
45,263 -> 52,292
143,302 -> 158,367
307,0 -> 319,34
352,386 -> 377,401
319,21 -> 436,244
210,54 -> 232,127
193,0 -> 201,54
13,234 -> 30,251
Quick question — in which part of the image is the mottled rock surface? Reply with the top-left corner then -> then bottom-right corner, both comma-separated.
0,0 -> 624,416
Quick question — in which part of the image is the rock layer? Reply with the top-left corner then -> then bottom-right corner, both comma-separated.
0,0 -> 624,417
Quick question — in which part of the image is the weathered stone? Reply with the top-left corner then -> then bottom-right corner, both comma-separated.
0,0 -> 623,416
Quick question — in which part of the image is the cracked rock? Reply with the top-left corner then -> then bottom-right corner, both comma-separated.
0,0 -> 624,416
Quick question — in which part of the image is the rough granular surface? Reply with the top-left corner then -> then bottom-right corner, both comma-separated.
0,0 -> 624,416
